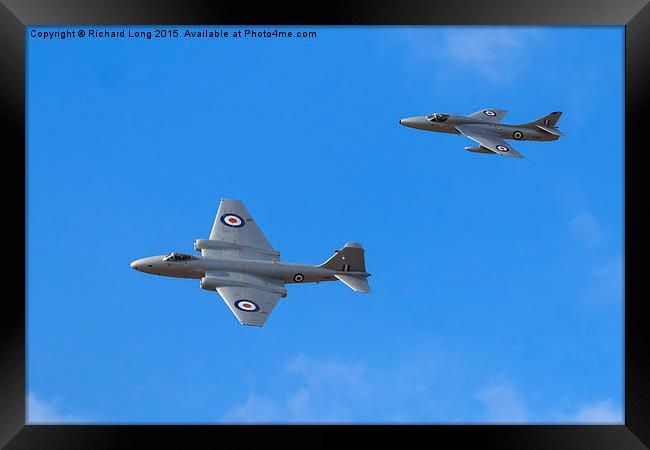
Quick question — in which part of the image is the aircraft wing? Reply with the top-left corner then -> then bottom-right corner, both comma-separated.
468,108 -> 508,123
205,199 -> 279,261
213,273 -> 286,327
456,125 -> 525,159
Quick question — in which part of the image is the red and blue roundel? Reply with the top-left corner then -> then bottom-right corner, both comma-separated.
513,130 -> 523,140
483,110 -> 497,117
496,145 -> 509,152
235,299 -> 259,312
293,273 -> 305,282
220,213 -> 245,228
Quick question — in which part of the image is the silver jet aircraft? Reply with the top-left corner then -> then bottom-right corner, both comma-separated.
130,199 -> 371,327
399,108 -> 564,158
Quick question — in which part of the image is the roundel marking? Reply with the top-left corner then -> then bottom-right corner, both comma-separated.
293,273 -> 305,282
496,145 -> 509,152
483,110 -> 497,117
513,131 -> 523,140
220,213 -> 245,228
234,299 -> 260,312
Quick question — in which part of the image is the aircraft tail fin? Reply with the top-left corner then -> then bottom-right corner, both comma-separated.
320,242 -> 367,273
529,111 -> 563,127
320,242 -> 371,293
527,111 -> 565,136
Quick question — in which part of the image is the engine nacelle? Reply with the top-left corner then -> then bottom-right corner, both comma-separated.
194,238 -> 280,258
194,239 -> 214,252
465,146 -> 495,154
200,274 -> 288,296
200,275 -> 229,291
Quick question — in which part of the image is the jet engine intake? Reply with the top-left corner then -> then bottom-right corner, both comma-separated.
200,276 -> 226,291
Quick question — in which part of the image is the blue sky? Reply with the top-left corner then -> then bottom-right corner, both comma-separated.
27,26 -> 624,423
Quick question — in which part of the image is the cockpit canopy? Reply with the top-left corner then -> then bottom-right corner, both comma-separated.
426,113 -> 449,123
162,252 -> 196,262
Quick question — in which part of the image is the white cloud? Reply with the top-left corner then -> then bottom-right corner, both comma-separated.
582,256 -> 624,303
27,393 -> 84,424
568,211 -> 623,303
475,381 -> 528,423
572,400 -> 623,423
222,356 -> 622,424
554,399 -> 623,424
396,27 -> 544,83
221,353 -> 446,423
221,355 -> 368,423
442,28 -> 543,83
474,382 -> 624,425
285,353 -> 367,391
570,211 -> 603,250
220,393 -> 280,423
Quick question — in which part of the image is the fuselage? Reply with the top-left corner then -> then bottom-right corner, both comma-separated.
399,113 -> 559,142
130,254 -> 339,284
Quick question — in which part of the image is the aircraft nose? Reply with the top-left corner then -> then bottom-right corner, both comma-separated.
131,256 -> 161,273
130,259 -> 147,271
399,117 -> 419,128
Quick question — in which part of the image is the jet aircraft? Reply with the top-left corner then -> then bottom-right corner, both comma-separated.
131,199 -> 371,327
399,108 -> 564,158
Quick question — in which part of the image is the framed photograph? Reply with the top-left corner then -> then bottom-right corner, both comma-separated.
2,0 -> 648,448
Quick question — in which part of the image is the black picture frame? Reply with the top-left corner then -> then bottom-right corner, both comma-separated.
2,1 -> 648,448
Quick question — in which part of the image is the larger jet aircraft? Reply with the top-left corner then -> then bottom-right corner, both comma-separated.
131,199 -> 371,327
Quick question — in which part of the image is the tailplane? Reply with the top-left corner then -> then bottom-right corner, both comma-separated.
335,273 -> 371,293
320,242 -> 371,293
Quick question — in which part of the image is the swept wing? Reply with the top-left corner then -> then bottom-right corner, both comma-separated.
456,125 -> 525,159
204,199 -> 279,261
468,108 -> 508,123
210,271 -> 285,327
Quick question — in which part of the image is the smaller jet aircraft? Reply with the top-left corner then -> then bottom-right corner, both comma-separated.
131,199 -> 371,327
399,108 -> 564,158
